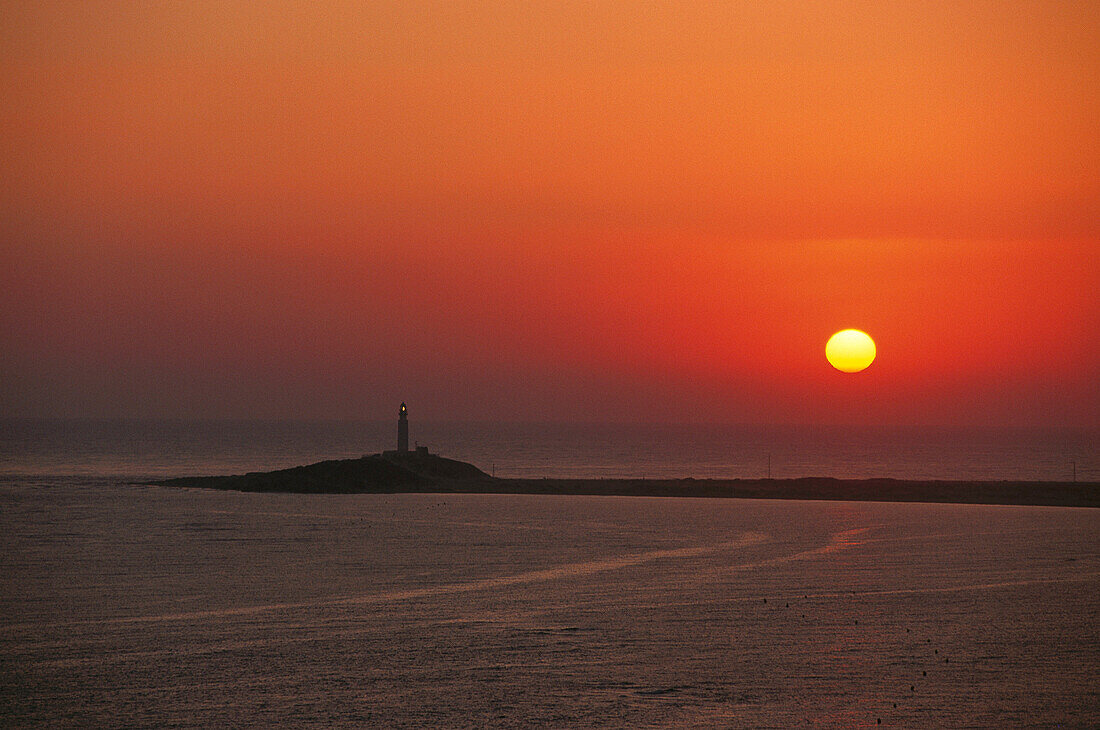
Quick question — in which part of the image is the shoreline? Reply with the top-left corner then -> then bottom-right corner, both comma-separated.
155,474 -> 1099,509
149,452 -> 1098,508
458,477 -> 1100,508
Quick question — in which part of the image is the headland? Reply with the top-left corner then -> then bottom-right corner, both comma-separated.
153,405 -> 1097,507
152,451 -> 1099,508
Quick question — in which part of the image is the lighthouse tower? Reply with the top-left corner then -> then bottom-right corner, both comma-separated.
397,402 -> 409,453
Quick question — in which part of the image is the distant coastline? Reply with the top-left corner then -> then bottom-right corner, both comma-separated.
475,477 -> 1100,508
152,453 -> 1099,509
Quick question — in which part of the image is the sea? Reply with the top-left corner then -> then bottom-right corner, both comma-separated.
1,421 -> 1098,727
0,420 -> 1095,481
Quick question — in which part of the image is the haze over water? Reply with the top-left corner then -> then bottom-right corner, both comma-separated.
1,420 -> 1095,482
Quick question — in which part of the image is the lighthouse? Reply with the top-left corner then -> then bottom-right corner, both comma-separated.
397,402 -> 409,453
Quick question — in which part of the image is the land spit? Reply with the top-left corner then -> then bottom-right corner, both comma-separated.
152,452 -> 1099,508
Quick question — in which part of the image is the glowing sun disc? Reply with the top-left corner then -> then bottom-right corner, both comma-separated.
826,329 -> 876,373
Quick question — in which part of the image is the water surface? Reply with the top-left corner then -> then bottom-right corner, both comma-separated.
2,479 -> 1096,727
1,420 -> 1094,481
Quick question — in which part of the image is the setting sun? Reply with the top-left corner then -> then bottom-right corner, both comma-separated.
826,329 -> 877,373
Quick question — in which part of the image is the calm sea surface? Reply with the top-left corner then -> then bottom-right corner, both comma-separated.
0,420 -> 1095,481
1,422 -> 1097,727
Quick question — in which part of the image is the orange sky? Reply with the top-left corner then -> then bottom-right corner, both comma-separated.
2,1 -> 1097,425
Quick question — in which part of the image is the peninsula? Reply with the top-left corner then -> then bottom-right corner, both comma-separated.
153,451 -> 1098,509
153,406 -> 1097,508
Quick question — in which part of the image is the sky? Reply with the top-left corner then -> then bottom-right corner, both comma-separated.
1,1 -> 1097,426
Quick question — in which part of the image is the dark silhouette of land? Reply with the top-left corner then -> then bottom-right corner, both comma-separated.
152,452 -> 1099,508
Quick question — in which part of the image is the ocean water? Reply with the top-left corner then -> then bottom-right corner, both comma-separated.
1,421 -> 1097,726
0,419 -> 1095,481
1,483 -> 1097,727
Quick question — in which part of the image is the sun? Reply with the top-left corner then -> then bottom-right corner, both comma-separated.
826,329 -> 876,373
